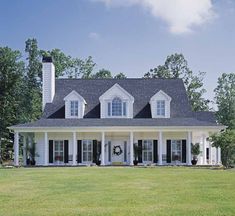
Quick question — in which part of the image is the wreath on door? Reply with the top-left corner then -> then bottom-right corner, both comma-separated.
113,145 -> 123,156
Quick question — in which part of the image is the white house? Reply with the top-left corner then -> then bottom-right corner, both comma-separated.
9,56 -> 224,166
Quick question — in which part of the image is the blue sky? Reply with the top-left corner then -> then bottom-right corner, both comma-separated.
1,0 -> 235,102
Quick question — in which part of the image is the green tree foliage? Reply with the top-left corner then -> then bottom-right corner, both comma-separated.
209,130 -> 235,168
144,53 -> 210,111
23,39 -> 42,122
114,73 -> 127,79
214,73 -> 235,129
0,47 -> 25,162
92,69 -> 112,79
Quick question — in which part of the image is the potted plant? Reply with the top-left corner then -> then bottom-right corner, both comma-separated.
26,142 -> 39,166
191,143 -> 201,165
133,143 -> 141,166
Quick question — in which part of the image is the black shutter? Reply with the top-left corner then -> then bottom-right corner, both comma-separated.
64,140 -> 69,163
153,140 -> 158,163
93,140 -> 97,163
77,140 -> 82,163
49,140 -> 53,163
166,140 -> 171,163
138,140 -> 142,163
182,140 -> 186,163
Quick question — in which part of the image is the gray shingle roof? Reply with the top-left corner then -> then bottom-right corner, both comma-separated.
11,117 -> 220,128
43,78 -> 192,119
11,78 -> 222,129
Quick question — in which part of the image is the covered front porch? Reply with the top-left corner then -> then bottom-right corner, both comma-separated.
12,128 -> 222,166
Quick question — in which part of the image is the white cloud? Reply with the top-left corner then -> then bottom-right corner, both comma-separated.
93,0 -> 215,34
88,32 -> 100,40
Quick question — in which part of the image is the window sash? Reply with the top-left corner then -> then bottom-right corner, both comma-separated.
142,140 -> 153,162
171,140 -> 182,162
54,140 -> 64,162
82,140 -> 93,162
156,100 -> 165,116
108,98 -> 127,117
70,101 -> 79,117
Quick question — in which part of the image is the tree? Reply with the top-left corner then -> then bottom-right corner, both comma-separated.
80,56 -> 96,79
92,69 -> 112,79
40,49 -> 74,78
144,53 -> 210,111
209,130 -> 235,168
23,39 -> 42,122
214,73 -> 235,129
0,47 -> 25,163
114,73 -> 127,79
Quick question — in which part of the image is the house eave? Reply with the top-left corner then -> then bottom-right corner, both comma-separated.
8,125 -> 226,133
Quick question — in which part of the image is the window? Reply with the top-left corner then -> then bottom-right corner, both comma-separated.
156,100 -> 165,116
108,97 -> 127,117
171,140 -> 182,162
70,101 -> 79,117
143,140 -> 153,162
54,140 -> 64,162
82,140 -> 92,162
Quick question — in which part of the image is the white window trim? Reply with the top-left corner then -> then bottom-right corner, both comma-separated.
171,140 -> 182,162
142,140 -> 153,163
70,100 -> 79,117
53,140 -> 64,164
82,140 -> 93,163
156,100 -> 165,117
107,97 -> 128,118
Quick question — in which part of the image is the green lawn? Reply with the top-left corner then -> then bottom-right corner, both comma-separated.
0,167 -> 235,216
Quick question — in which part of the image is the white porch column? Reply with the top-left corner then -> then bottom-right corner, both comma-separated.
44,132 -> 48,166
23,135 -> 27,166
72,132 -> 77,165
217,147 -> 221,165
14,132 -> 19,166
158,131 -> 163,165
187,131 -> 192,165
202,134 -> 207,165
209,142 -> 212,165
101,132 -> 105,165
129,131 -> 134,165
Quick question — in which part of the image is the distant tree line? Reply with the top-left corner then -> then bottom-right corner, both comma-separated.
0,38 -> 234,166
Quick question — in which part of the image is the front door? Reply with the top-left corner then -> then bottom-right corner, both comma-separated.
111,141 -> 124,164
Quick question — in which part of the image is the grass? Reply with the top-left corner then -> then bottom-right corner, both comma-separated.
0,167 -> 235,216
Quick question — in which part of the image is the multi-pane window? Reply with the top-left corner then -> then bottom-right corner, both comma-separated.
171,140 -> 182,162
54,140 -> 64,162
156,100 -> 165,116
82,140 -> 92,162
143,140 -> 153,162
70,101 -> 79,117
108,97 -> 127,117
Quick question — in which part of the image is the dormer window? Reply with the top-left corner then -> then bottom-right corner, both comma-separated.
156,100 -> 165,117
70,101 -> 79,117
150,90 -> 171,118
64,90 -> 86,119
108,97 -> 127,117
99,83 -> 134,118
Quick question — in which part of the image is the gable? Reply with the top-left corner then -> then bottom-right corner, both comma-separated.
99,83 -> 134,102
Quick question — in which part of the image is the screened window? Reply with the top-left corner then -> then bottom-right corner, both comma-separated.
82,140 -> 92,162
156,100 -> 165,116
54,140 -> 64,162
142,140 -> 153,162
171,140 -> 182,162
70,101 -> 79,117
108,97 -> 127,117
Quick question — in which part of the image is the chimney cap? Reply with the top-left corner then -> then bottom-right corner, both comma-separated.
42,56 -> 53,63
